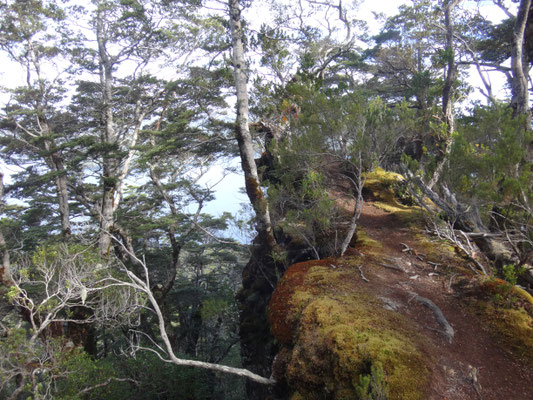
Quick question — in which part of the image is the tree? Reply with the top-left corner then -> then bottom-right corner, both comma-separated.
0,0 -> 72,237
0,0 -> 278,395
228,0 -> 277,249
510,0 -> 532,128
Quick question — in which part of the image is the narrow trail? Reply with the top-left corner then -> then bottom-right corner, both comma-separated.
356,201 -> 533,400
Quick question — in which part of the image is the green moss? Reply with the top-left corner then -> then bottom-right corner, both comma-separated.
481,278 -> 533,306
412,233 -> 465,269
355,229 -> 382,255
478,302 -> 533,365
362,168 -> 425,228
272,264 -> 430,400
373,201 -> 425,227
364,168 -> 405,204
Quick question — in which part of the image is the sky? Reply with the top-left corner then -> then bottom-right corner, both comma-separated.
0,0 -> 520,221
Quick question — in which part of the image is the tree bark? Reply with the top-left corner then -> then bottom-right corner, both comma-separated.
510,0 -> 532,127
97,4 -> 118,256
0,172 -> 11,286
228,0 -> 276,250
441,0 -> 461,134
428,0 -> 461,189
43,140 -> 70,236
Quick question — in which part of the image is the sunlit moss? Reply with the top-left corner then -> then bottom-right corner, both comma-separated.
270,264 -> 431,399
478,302 -> 533,365
355,229 -> 382,256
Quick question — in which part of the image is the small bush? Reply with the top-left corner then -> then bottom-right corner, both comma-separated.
355,361 -> 389,400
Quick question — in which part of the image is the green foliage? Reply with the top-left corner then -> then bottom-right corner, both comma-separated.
501,264 -> 527,287
55,352 -> 229,400
448,105 -> 531,205
443,105 -> 532,265
355,361 -> 389,400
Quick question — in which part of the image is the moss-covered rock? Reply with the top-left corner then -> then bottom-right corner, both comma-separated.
269,262 -> 431,400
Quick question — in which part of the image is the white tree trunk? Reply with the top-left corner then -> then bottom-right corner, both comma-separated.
228,0 -> 277,249
510,0 -> 531,127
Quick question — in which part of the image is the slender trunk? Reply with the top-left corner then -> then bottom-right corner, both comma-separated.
441,0 -> 460,133
44,140 -> 70,236
340,156 -> 365,257
53,155 -> 71,236
511,0 -> 531,127
97,4 -> 117,255
28,37 -> 71,236
0,172 -> 11,286
228,0 -> 276,249
428,0 -> 461,189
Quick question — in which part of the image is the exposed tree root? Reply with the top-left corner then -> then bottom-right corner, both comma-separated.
378,262 -> 404,272
409,291 -> 455,343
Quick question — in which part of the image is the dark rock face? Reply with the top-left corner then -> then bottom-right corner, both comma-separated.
237,234 -> 285,400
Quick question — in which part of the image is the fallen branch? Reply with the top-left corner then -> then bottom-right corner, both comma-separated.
447,273 -> 458,292
378,262 -> 404,273
408,291 -> 454,343
427,261 -> 442,270
358,266 -> 369,282
401,243 -> 425,260
467,365 -> 483,399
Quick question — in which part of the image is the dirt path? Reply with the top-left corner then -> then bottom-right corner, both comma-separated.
356,201 -> 533,400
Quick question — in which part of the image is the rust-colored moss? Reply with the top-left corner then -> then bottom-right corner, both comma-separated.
481,278 -> 533,306
269,259 -> 332,345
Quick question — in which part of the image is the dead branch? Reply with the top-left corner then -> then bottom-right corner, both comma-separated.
77,378 -> 139,396
401,243 -> 426,260
427,220 -> 488,275
467,365 -> 483,399
427,261 -> 442,270
109,235 -> 276,385
378,262 -> 404,273
358,266 -> 369,282
448,273 -> 458,292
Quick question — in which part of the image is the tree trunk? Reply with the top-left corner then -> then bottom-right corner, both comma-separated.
510,0 -> 532,128
0,172 -> 11,286
228,2 -> 284,398
441,0 -> 461,134
228,0 -> 276,250
44,141 -> 71,236
27,37 -> 72,237
428,0 -> 461,189
97,4 -> 118,256
53,155 -> 71,236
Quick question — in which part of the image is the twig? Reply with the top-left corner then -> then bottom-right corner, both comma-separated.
77,378 -> 139,396
358,266 -> 369,282
400,243 -> 411,252
401,242 -> 425,260
467,365 -> 483,399
427,261 -> 441,270
447,273 -> 458,292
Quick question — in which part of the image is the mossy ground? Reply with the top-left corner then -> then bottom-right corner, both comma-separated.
270,263 -> 431,400
463,277 -> 533,366
270,168 -> 533,399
